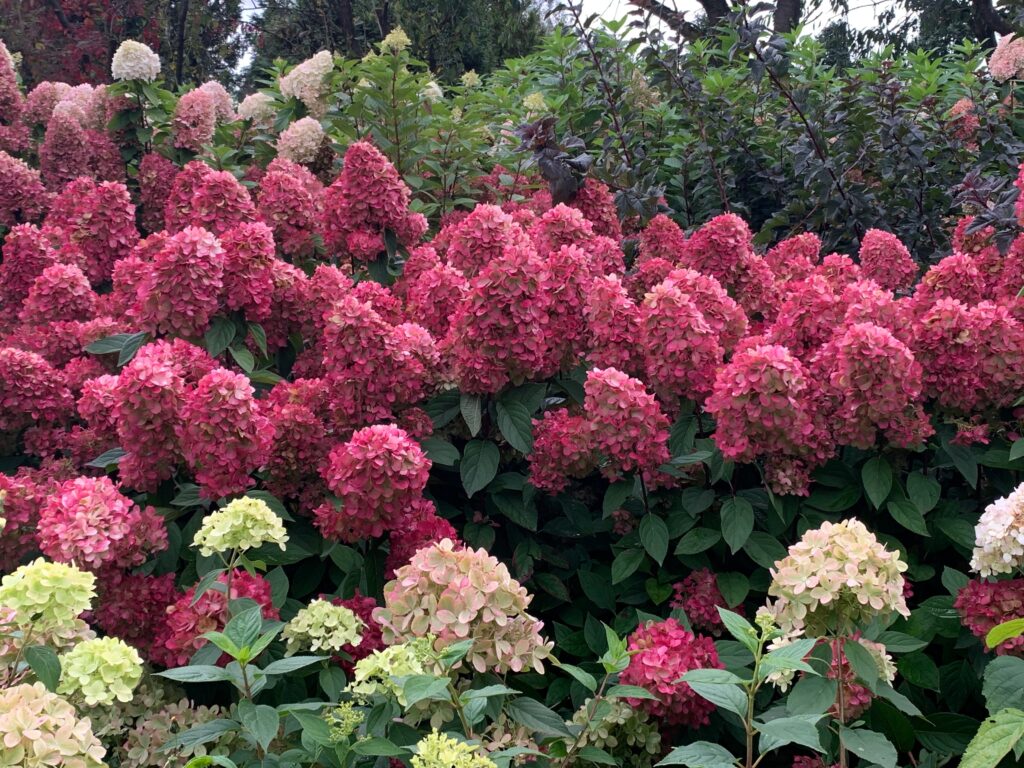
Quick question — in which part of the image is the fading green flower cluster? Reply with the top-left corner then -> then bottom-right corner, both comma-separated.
0,682 -> 106,768
571,699 -> 661,768
379,26 -> 411,53
0,606 -> 95,670
767,518 -> 909,635
348,637 -> 437,705
0,558 -> 95,630
460,70 -> 480,88
58,637 -> 143,706
282,598 -> 363,655
411,730 -> 497,768
116,698 -> 236,768
192,497 -> 288,557
523,92 -> 547,113
325,701 -> 364,742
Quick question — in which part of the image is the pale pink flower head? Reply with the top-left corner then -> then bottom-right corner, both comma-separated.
315,424 -> 431,543
619,618 -> 723,728
767,518 -> 909,635
374,538 -> 553,674
36,476 -> 167,571
22,81 -> 71,128
857,229 -> 917,292
278,50 -> 334,116
172,87 -> 217,151
912,252 -> 985,309
970,482 -> 1024,577
276,116 -> 324,164
198,80 -> 235,120
989,34 -> 1024,82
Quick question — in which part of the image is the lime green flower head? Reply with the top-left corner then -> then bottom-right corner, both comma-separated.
523,92 -> 547,113
282,598 -> 363,655
460,70 -> 480,88
0,558 -> 95,629
412,730 -> 496,768
58,637 -> 143,706
348,637 -> 436,704
379,26 -> 411,53
192,497 -> 288,557
326,701 -> 364,742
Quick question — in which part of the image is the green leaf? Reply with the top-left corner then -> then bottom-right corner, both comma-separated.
888,498 -> 929,536
603,481 -> 634,515
984,656 -> 1024,712
25,646 -> 60,691
118,331 -> 149,366
787,676 -> 837,716
840,728 -> 897,768
897,651 -> 939,691
682,669 -> 745,684
756,714 -> 825,754
875,631 -> 927,653
247,322 -> 267,357
460,393 -> 482,436
941,566 -> 970,597
862,456 -> 893,508
439,639 -> 475,669
200,631 -> 242,658
505,696 -> 574,738
228,346 -> 255,372
640,514 -> 669,565
718,608 -> 758,652
236,701 -> 278,752
611,548 -> 645,585
657,741 -> 736,767
721,496 -> 754,554
86,333 -> 134,355
496,400 -> 534,453
687,680 -> 747,717
960,709 -> 1024,768
401,675 -> 452,706
675,527 -> 720,555
351,738 -> 408,757
553,661 -> 597,693
743,532 -> 787,569
913,712 -> 979,754
161,720 -> 239,752
907,472 -> 941,513
760,638 -> 818,678
1012,440 -> 1024,462
461,684 -> 520,701
605,684 -> 659,700
421,437 -> 459,466
987,619 -> 1024,650
205,317 -> 237,357
190,568 -> 226,605
844,638 -> 881,692
85,447 -> 126,469
223,606 -> 263,649
716,572 -> 749,608
261,656 -> 325,676
460,439 -> 500,497
578,746 -> 617,765
291,710 -> 333,746
943,440 -> 978,488
158,665 -> 236,683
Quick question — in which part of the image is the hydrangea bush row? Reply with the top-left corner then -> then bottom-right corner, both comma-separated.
2,28 -> 1024,768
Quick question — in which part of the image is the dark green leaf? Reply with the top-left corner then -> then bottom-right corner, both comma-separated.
205,317 -> 237,357
862,456 -> 893,508
721,497 -> 754,554
118,332 -> 149,366
460,393 -> 482,436
756,714 -> 825,754
262,656 -> 325,676
25,646 -> 60,691
236,701 -> 278,752
460,440 -> 500,497
888,498 -> 929,536
639,514 -> 669,565
675,527 -> 720,555
401,675 -> 452,706
496,400 -> 534,453
611,548 -> 645,584
840,728 -> 897,768
85,447 -> 126,469
907,472 -> 941,513
984,656 -> 1024,712
656,741 -> 736,767
505,696 -> 574,738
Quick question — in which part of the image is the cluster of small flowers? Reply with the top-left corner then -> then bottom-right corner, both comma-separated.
570,698 -> 661,768
411,730 -> 498,768
282,598 -> 363,655
279,51 -> 334,116
956,578 -> 1024,655
989,34 -> 1024,82
671,568 -> 730,634
374,538 -> 554,674
619,618 -> 723,728
970,482 -> 1024,576
192,497 -> 288,557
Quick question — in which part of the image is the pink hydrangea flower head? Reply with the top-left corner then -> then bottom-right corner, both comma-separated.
814,252 -> 862,289
635,214 -> 687,265
262,394 -> 330,507
93,570 -> 178,659
129,226 -> 226,338
152,570 -> 278,668
989,34 -> 1024,82
403,260 -> 469,337
662,267 -> 748,353
820,322 -> 932,449
0,223 -> 58,310
318,140 -> 426,259
257,157 -> 323,257
569,179 -> 622,239
137,152 -> 178,233
76,373 -> 120,438
18,263 -> 97,324
530,203 -> 595,255
0,347 -> 73,430
584,234 -> 626,277
584,274 -> 645,376
529,408 -> 597,493
36,476 -> 167,570
22,81 -> 72,128
953,216 -> 1002,289
583,367 -> 671,485
990,232 -> 1024,305
619,618 -> 723,728
623,256 -> 675,302
706,344 -> 833,495
947,97 -> 980,145
0,150 -> 48,228
912,252 -> 986,310
44,178 -> 139,285
172,87 -> 217,151
764,232 -> 821,282
679,212 -> 754,286
178,368 -> 275,499
858,229 -> 917,292
440,203 -> 533,277
276,116 -> 324,163
640,276 -> 723,402
385,498 -> 460,578
540,243 -> 594,370
765,275 -> 844,358
219,221 -> 277,321
164,160 -> 257,236
956,578 -> 1024,656
840,278 -> 911,342
448,248 -> 556,393
38,104 -> 93,188
315,424 -> 431,542
198,81 -> 234,120
374,538 -> 553,674
671,569 -> 731,635
0,40 -> 27,152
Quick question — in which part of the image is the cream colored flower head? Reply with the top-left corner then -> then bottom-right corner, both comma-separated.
276,116 -> 324,164
282,599 -> 363,655
380,27 -> 412,54
971,482 -> 1024,576
767,518 -> 909,635
411,730 -> 497,768
279,51 -> 333,116
348,637 -> 436,704
238,92 -> 276,126
111,40 -> 161,82
523,92 -> 547,113
461,70 -> 480,88
192,497 -> 288,557
420,81 -> 444,104
0,683 -> 106,767
0,558 -> 95,629
58,637 -> 143,707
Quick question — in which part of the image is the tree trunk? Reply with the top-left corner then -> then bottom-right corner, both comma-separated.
773,0 -> 802,33
971,0 -> 1010,46
627,0 -> 701,40
329,0 -> 357,56
175,0 -> 190,86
